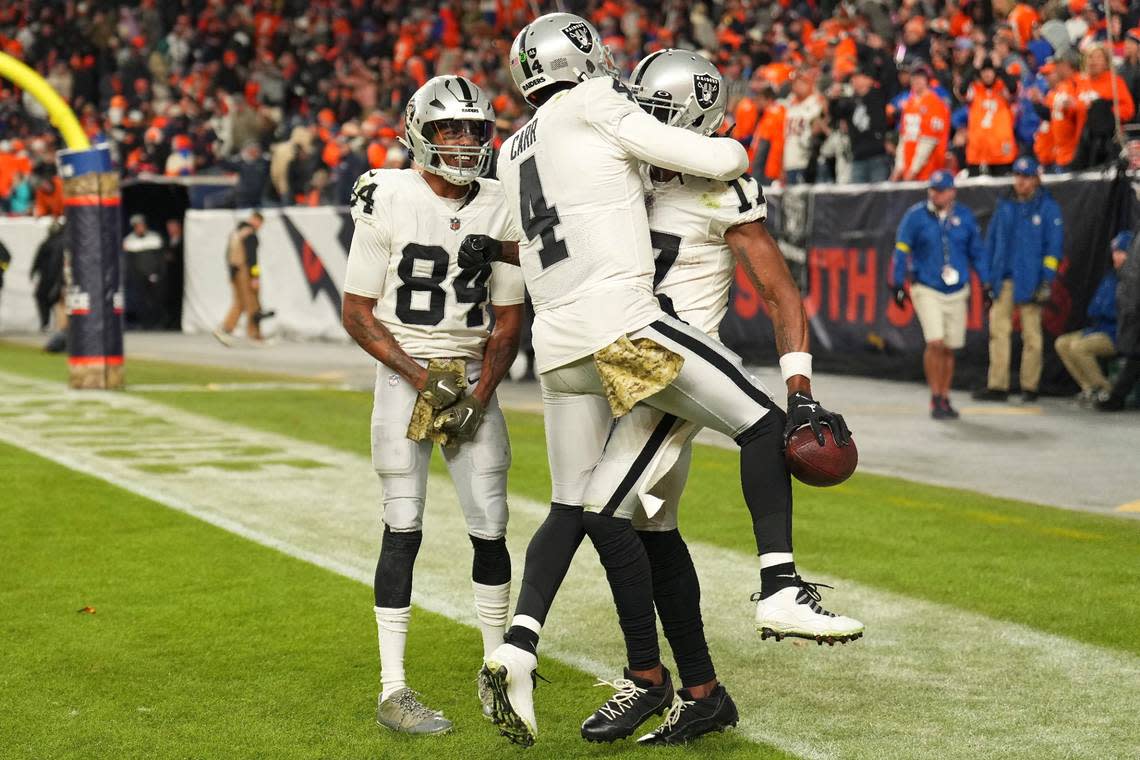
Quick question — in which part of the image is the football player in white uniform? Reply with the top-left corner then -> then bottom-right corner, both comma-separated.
459,15 -> 852,747
575,50 -> 864,746
341,75 -> 524,735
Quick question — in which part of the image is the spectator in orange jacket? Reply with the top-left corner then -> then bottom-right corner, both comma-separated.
1007,3 -> 1040,51
962,61 -> 1018,174
1079,44 -> 1135,122
1047,54 -> 1087,168
892,65 -> 949,181
34,173 -> 64,218
749,83 -> 786,184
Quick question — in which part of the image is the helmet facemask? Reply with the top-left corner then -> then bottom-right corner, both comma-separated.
410,118 -> 493,185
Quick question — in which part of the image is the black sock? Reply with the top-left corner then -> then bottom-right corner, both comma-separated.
583,512 -> 659,672
638,529 -> 715,688
735,410 -> 793,558
760,561 -> 799,598
469,535 -> 511,586
504,503 -> 585,655
373,527 -> 422,608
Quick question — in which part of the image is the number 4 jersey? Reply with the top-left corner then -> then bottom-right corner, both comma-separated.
646,172 -> 766,338
344,169 -> 525,359
496,75 -> 748,373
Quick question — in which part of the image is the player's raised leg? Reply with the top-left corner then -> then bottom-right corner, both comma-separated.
632,316 -> 864,644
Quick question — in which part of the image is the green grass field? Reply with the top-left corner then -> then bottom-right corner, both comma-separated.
1,341 -> 1138,759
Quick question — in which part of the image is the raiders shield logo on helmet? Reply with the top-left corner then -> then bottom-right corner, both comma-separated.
562,21 -> 594,53
693,73 -> 720,110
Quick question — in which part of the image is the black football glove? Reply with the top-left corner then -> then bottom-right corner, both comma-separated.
432,394 -> 486,444
893,286 -> 908,308
785,392 -> 852,447
458,234 -> 501,271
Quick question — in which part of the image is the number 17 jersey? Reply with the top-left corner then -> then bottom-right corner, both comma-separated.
344,169 -> 525,359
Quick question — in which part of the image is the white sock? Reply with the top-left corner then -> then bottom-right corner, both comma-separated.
375,605 -> 411,701
759,552 -> 795,570
472,581 -> 511,657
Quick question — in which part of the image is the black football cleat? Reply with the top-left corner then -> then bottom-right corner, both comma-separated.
638,684 -> 739,746
971,388 -> 1009,402
580,667 -> 673,743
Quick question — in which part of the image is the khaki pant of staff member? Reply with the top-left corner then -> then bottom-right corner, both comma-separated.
221,266 -> 262,339
1054,330 -> 1116,392
987,280 -> 1043,392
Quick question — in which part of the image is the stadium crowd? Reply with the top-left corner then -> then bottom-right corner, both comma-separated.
1,0 -> 1140,212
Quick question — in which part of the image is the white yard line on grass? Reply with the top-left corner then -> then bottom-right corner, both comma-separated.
1,371 -> 1136,760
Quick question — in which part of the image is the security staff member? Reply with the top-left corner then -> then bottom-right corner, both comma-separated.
214,211 -> 270,345
892,170 -> 991,419
974,156 -> 1063,402
1054,231 -> 1130,404
122,214 -> 166,329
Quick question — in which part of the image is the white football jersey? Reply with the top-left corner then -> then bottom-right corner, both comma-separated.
782,93 -> 825,172
496,75 -> 748,373
646,172 -> 767,337
344,169 -> 525,360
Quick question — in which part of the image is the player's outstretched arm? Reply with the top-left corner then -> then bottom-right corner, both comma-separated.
725,221 -> 809,393
472,303 -> 523,405
342,292 -> 428,390
727,220 -> 851,445
615,109 -> 748,181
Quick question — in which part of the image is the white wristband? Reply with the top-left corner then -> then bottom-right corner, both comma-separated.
779,352 -> 812,383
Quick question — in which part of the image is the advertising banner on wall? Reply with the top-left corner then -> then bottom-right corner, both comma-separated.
720,172 -> 1130,392
0,217 -> 54,333
183,207 -> 353,341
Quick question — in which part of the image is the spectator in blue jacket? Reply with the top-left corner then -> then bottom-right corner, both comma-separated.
974,156 -> 1063,403
1054,231 -> 1130,404
891,170 -> 990,419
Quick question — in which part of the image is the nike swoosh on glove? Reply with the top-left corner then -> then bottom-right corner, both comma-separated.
422,366 -> 466,410
432,395 -> 486,444
785,392 -> 852,446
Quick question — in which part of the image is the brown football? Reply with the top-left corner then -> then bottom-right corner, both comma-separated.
785,426 -> 858,487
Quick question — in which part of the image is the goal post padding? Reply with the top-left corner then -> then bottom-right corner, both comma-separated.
60,145 -> 124,389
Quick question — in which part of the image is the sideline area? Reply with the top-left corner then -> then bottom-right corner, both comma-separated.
5,331 -> 1133,516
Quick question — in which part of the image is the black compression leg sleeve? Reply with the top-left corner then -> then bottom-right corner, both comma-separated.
736,408 -> 793,556
503,503 -> 585,655
583,512 -> 660,672
373,527 -> 423,608
638,529 -> 715,688
470,535 -> 511,586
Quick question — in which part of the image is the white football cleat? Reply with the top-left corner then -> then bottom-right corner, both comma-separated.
754,578 -> 864,645
481,643 -> 538,746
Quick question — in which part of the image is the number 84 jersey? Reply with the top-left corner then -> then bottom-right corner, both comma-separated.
344,169 -> 525,359
647,171 -> 766,337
